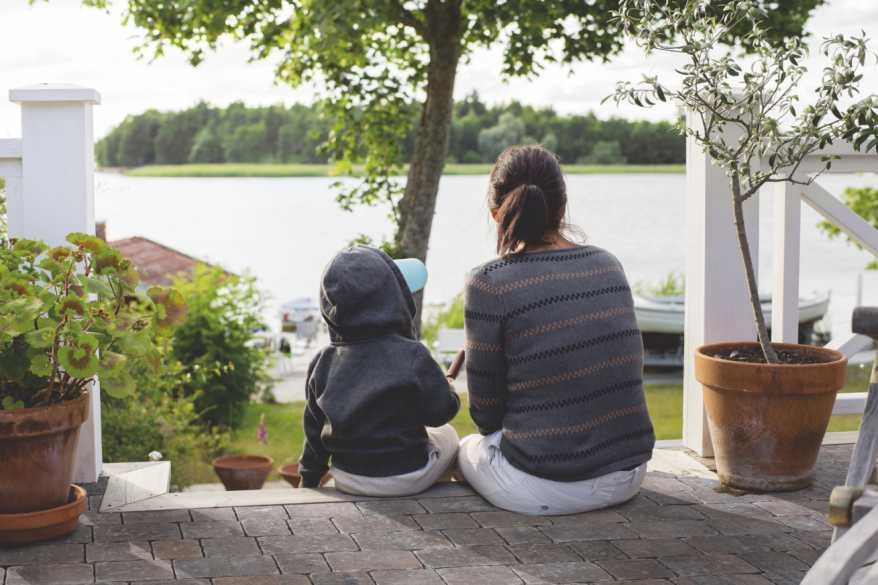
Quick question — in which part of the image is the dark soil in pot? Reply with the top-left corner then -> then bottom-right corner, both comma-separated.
696,342 -> 846,492
213,455 -> 273,490
0,392 -> 90,514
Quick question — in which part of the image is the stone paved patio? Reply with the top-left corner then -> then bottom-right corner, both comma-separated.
0,444 -> 851,585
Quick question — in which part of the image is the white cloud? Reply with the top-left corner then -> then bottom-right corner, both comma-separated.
0,0 -> 876,137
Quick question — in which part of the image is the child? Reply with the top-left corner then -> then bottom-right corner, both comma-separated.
298,246 -> 460,496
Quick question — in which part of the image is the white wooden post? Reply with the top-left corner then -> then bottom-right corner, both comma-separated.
683,110 -> 760,457
772,183 -> 801,343
8,83 -> 102,483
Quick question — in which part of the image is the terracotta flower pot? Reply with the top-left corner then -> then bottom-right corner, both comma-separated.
279,463 -> 331,488
0,485 -> 87,545
212,455 -> 273,490
695,342 -> 847,492
0,392 -> 90,514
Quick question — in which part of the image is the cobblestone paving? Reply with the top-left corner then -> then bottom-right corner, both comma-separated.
0,445 -> 850,585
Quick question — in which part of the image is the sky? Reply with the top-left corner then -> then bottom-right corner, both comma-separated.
0,0 -> 877,139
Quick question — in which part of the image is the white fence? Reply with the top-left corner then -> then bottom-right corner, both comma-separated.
683,115 -> 878,456
1,84 -> 102,483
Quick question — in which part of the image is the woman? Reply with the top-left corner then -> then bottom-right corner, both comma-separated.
458,145 -> 655,516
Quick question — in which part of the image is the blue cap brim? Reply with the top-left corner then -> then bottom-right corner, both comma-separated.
394,258 -> 428,293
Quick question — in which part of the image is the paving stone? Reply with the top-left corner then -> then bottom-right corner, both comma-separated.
151,539 -> 203,560
788,547 -> 822,565
94,523 -> 181,542
747,533 -> 817,554
596,558 -> 674,580
309,571 -> 373,585
415,545 -> 516,568
258,534 -> 358,555
685,535 -> 763,555
471,511 -> 552,527
548,510 -> 627,525
122,510 -> 191,523
88,495 -> 103,511
332,514 -> 419,534
437,565 -> 524,585
325,550 -> 420,572
59,524 -> 93,544
508,544 -> 581,563
234,506 -> 289,520
620,505 -> 705,522
174,556 -> 280,578
6,562 -> 94,585
181,521 -> 244,539
86,541 -> 152,562
370,568 -> 444,585
357,500 -> 426,516
761,569 -> 808,585
79,511 -> 122,526
201,536 -> 261,558
774,514 -> 832,532
662,554 -> 760,576
541,522 -> 639,542
791,529 -> 831,549
0,543 -> 84,565
284,502 -> 362,519
700,503 -> 775,521
287,517 -> 339,535
708,516 -> 788,536
213,577 -> 309,585
189,507 -> 239,523
418,496 -> 495,514
273,552 -> 329,574
413,513 -> 478,530
674,576 -> 774,585
514,561 -> 612,584
134,580 -> 211,585
613,538 -> 700,558
740,550 -> 810,573
242,516 -> 292,536
567,540 -> 628,561
494,526 -> 551,545
95,559 -> 174,581
630,520 -> 719,539
753,499 -> 821,516
589,581 -> 671,585
353,529 -> 450,550
641,489 -> 700,506
442,528 -> 506,546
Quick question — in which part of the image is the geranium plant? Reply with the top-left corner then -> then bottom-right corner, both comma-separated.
0,233 -> 186,409
609,0 -> 878,363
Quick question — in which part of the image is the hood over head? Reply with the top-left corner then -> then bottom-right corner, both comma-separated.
320,246 -> 416,342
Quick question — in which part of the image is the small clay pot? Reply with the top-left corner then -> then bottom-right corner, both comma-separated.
278,463 -> 331,488
0,484 -> 87,545
212,455 -> 273,491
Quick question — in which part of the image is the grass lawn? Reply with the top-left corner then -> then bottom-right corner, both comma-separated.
181,368 -> 867,486
119,163 -> 685,178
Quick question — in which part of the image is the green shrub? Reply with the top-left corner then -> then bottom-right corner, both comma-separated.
422,294 -> 465,347
171,265 -> 270,429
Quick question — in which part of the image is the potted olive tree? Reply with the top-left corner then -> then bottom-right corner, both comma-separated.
611,0 -> 878,490
0,234 -> 185,542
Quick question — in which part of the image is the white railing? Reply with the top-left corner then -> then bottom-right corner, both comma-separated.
684,116 -> 878,456
0,84 -> 102,483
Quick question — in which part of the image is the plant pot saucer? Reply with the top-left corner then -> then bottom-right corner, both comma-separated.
0,484 -> 87,546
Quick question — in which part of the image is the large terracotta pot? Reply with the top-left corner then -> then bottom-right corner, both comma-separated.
0,392 -> 90,514
213,455 -> 273,490
695,342 -> 846,492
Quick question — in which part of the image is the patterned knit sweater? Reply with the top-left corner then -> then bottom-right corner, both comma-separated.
464,245 -> 655,481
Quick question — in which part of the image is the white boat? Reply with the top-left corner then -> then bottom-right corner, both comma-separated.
635,292 -> 831,368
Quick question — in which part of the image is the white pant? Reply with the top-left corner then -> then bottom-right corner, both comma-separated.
331,425 -> 459,497
458,431 -> 647,516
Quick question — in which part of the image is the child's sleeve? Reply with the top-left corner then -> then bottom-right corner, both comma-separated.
413,346 -> 460,428
464,275 -> 507,435
298,354 -> 330,488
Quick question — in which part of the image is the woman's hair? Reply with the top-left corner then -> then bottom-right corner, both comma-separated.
488,145 -> 568,255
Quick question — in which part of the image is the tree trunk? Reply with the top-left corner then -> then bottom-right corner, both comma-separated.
731,174 -> 779,363
395,2 -> 462,333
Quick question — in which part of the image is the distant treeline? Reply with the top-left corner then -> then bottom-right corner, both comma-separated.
96,93 -> 684,168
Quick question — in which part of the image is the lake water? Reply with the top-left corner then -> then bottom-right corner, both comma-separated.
94,171 -> 878,341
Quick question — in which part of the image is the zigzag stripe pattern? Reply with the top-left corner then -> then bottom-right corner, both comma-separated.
509,328 -> 640,365
465,285 -> 630,323
470,394 -> 502,407
518,429 -> 655,463
479,248 -> 604,276
506,379 -> 641,414
505,403 -> 648,441
509,354 -> 640,392
466,339 -> 502,352
510,306 -> 633,340
468,266 -> 623,296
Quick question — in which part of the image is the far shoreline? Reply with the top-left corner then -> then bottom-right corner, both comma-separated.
104,163 -> 685,178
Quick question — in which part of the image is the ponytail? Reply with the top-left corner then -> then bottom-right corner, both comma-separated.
488,145 -> 568,256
